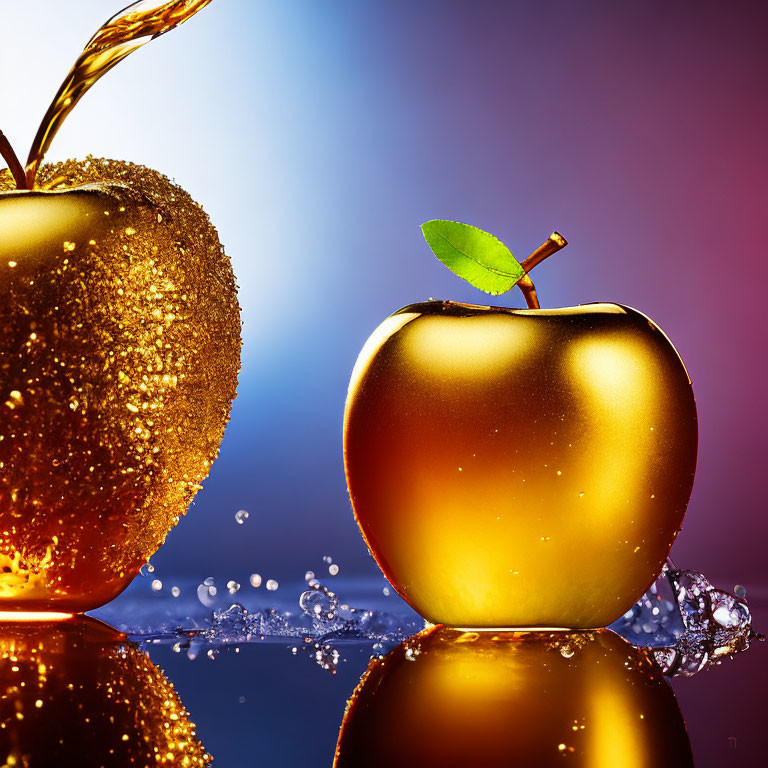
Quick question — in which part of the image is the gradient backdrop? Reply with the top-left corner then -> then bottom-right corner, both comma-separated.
1,0 -> 766,595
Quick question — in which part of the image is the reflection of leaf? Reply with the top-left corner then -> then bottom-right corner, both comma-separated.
421,220 -> 526,295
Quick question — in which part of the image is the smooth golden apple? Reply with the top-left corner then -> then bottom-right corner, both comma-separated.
334,626 -> 693,768
0,158 -> 240,612
344,300 -> 697,628
0,616 -> 210,765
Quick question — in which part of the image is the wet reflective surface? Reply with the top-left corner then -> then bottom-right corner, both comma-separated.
336,627 -> 694,767
0,616 -> 209,766
0,567 -> 762,766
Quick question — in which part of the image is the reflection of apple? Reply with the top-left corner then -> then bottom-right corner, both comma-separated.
344,301 -> 697,628
0,158 -> 240,612
0,616 -> 210,765
334,626 -> 693,768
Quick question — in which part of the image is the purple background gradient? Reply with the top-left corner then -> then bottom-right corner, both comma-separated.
0,0 -> 768,604
2,2 -> 767,766
2,0 -> 765,597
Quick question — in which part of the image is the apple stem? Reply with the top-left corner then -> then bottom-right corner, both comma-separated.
0,131 -> 29,190
517,231 -> 568,309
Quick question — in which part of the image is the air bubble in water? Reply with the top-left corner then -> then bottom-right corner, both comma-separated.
329,564 -> 339,576
322,555 -> 332,564
250,573 -> 262,588
314,643 -> 340,672
266,579 -> 279,591
304,571 -> 315,583
235,509 -> 249,524
171,586 -> 180,597
203,576 -> 215,587
151,579 -> 162,591
227,580 -> 241,595
300,585 -> 339,622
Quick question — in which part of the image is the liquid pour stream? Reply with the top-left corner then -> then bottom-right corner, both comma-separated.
25,0 -> 214,187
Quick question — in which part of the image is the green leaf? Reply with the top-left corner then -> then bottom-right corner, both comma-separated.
420,220 -> 526,295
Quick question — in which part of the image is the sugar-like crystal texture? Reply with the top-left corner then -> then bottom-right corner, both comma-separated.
0,158 -> 241,611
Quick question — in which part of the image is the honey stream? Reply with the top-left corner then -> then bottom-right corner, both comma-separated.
25,0 -> 214,187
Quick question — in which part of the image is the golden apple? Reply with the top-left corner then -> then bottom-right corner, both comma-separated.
344,301 -> 697,628
334,626 -> 693,768
0,615 -> 210,765
0,158 -> 240,612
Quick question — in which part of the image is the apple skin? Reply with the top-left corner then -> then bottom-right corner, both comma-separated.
0,158 -> 240,612
0,616 -> 210,765
344,300 -> 697,628
334,626 -> 693,768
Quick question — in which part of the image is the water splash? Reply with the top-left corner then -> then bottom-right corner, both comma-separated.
97,561 -> 758,677
610,563 -> 759,676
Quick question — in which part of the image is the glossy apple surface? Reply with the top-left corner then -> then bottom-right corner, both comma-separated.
0,616 -> 209,765
0,158 -> 240,611
344,301 -> 697,628
334,626 -> 693,768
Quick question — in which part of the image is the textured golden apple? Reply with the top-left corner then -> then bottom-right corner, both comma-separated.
334,626 -> 693,768
0,158 -> 240,612
344,301 -> 697,628
0,616 -> 210,765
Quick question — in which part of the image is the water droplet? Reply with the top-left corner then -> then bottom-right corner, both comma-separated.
322,555 -> 332,564
227,580 -> 241,595
249,573 -> 262,588
304,570 -> 315,583
266,579 -> 279,591
382,587 -> 390,596
171,586 -> 180,598
300,586 -> 339,622
203,576 -> 215,587
329,564 -> 339,576
197,583 -> 216,607
151,579 -> 162,591
234,509 -> 249,524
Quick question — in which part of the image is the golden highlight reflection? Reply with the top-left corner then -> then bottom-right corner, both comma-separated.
0,616 -> 210,766
344,301 -> 698,627
334,627 -> 693,768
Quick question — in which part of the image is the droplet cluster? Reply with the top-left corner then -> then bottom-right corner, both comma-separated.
0,158 -> 241,611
